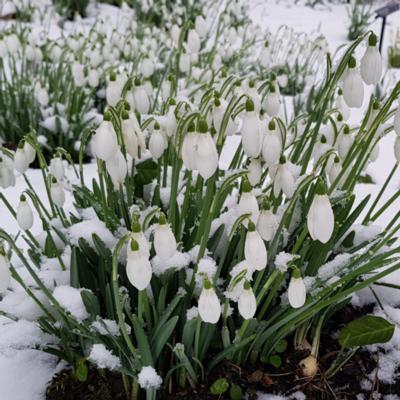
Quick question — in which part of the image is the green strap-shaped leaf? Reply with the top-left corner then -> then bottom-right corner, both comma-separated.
339,315 -> 395,348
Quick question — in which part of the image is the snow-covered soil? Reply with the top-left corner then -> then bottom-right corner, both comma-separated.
1,1 -> 400,400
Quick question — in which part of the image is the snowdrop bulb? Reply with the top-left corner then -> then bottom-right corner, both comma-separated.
307,181 -> 334,243
244,221 -> 267,271
91,114 -> 119,161
262,120 -> 281,167
187,29 -> 201,54
149,125 -> 167,159
16,195 -> 33,231
360,34 -> 382,85
50,179 -> 65,207
198,282 -> 221,324
238,282 -> 257,319
126,239 -> 152,290
14,146 -> 29,174
0,252 -> 11,293
257,203 -> 278,242
343,57 -> 364,108
273,156 -> 295,198
238,180 -> 260,225
241,100 -> 262,157
264,84 -> 280,117
288,269 -> 306,309
248,158 -> 262,186
106,150 -> 127,187
154,214 -> 176,260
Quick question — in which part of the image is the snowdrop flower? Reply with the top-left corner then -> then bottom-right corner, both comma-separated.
133,79 -> 150,114
171,25 -> 180,46
260,41 -> 271,68
105,150 -> 127,187
154,213 -> 176,260
335,88 -> 350,120
88,69 -> 99,88
337,124 -> 352,160
91,113 -> 119,161
307,180 -> 334,243
106,72 -> 123,107
16,194 -> 33,231
238,281 -> 257,319
287,268 -> 306,309
195,15 -> 207,38
198,278 -> 221,324
149,122 -> 167,160
35,84 -> 49,107
248,158 -> 262,186
360,33 -> 382,85
262,119 -> 282,167
49,156 -> 65,181
394,104 -> 400,136
0,248 -> 11,293
182,124 -> 198,171
194,119 -> 218,180
179,50 -> 191,73
241,99 -> 262,158
264,83 -> 280,117
273,156 -> 295,198
257,200 -> 278,242
14,144 -> 29,174
71,62 -> 85,87
121,111 -> 145,158
328,155 -> 341,186
343,56 -> 364,108
395,136 -> 400,162
238,179 -> 260,225
131,217 -> 150,257
187,29 -> 201,54
23,142 -> 36,164
138,366 -> 162,390
126,239 -> 152,291
0,154 -> 15,188
140,58 -> 154,78
244,221 -> 267,271
50,178 -> 65,207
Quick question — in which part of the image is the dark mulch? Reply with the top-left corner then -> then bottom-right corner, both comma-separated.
46,306 -> 400,400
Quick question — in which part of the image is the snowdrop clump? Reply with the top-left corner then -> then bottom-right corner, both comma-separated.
0,1 -> 400,398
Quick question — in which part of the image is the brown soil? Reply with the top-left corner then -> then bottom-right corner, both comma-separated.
46,306 -> 400,400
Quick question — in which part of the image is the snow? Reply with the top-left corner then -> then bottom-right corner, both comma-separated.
52,286 -> 89,322
137,366 -> 163,389
88,344 -> 121,371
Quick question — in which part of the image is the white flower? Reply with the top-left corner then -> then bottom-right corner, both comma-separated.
288,269 -> 306,309
195,16 -> 207,38
171,25 -> 180,46
262,120 -> 282,167
14,146 -> 29,174
105,150 -> 127,187
238,180 -> 260,225
179,52 -> 191,73
395,136 -> 400,163
238,282 -> 257,319
187,29 -> 201,54
153,214 -> 176,261
194,128 -> 218,180
394,104 -> 400,136
149,125 -> 167,159
198,282 -> 221,324
241,100 -> 262,158
335,89 -> 350,120
244,221 -> 267,271
307,182 -> 334,244
138,366 -> 162,390
71,62 -> 85,87
126,239 -> 152,290
49,156 -> 65,181
50,179 -> 65,207
260,41 -> 270,68
264,83 -> 280,117
88,69 -> 100,87
140,58 -> 154,78
343,57 -> 364,108
337,125 -> 352,160
133,80 -> 150,114
106,73 -> 123,106
328,156 -> 341,186
257,204 -> 278,242
0,156 -> 15,189
23,142 -> 36,164
16,195 -> 33,231
360,33 -> 382,85
0,251 -> 11,293
248,158 -> 262,186
91,115 -> 119,161
182,130 -> 198,171
273,156 -> 295,198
